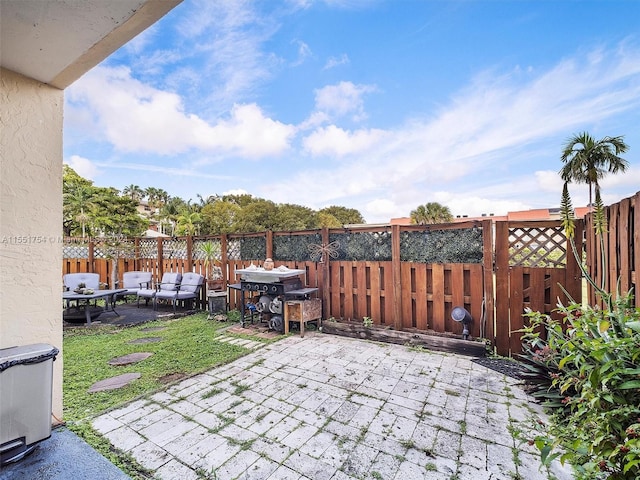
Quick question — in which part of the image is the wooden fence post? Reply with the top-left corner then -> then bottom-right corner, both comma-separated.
266,230 -> 273,259
391,224 -> 402,330
494,221 -> 510,356
186,235 -> 193,274
220,234 -> 228,289
482,219 -> 495,348
157,237 -> 164,279
88,239 -> 95,274
134,237 -> 140,271
322,227 -> 330,320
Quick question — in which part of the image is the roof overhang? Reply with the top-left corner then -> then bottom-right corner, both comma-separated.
0,0 -> 182,89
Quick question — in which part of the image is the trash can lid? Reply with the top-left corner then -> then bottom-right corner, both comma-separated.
0,343 -> 59,372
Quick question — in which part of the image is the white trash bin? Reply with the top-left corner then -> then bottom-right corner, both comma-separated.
0,343 -> 59,465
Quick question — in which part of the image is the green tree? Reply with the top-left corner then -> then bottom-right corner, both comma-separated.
175,211 -> 202,236
63,165 -> 94,237
234,199 -> 278,232
317,212 -> 342,228
318,206 -> 365,225
122,184 -> 144,202
159,197 -> 188,235
200,200 -> 242,235
276,204 -> 318,231
559,132 -> 629,209
410,202 -> 453,225
63,166 -> 146,237
91,188 -> 147,236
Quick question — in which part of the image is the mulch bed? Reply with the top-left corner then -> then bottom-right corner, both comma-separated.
472,357 -> 528,380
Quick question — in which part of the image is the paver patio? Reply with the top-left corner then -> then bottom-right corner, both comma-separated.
92,334 -> 574,480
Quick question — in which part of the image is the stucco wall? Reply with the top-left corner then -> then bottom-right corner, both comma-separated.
0,68 -> 64,421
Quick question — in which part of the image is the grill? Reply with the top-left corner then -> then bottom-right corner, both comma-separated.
240,277 -> 302,296
234,267 -> 308,328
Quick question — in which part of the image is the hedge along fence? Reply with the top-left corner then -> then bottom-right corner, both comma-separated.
62,220 -> 494,342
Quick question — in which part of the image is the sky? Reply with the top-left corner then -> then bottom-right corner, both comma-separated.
63,0 -> 640,224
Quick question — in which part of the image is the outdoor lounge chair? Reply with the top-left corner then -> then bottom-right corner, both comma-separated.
154,272 -> 204,313
63,273 -> 101,310
63,273 -> 100,292
116,271 -> 153,302
136,272 -> 181,308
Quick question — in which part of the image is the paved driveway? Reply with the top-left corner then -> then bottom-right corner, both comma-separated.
93,334 -> 573,479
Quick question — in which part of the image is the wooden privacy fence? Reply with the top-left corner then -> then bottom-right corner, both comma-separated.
62,214 -> 602,357
494,220 -> 583,356
585,191 -> 640,307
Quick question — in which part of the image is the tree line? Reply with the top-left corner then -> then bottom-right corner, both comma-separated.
62,166 -> 365,238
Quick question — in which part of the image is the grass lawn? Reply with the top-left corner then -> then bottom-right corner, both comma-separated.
62,312 -> 277,477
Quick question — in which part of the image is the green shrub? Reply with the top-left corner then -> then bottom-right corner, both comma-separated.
520,294 -> 640,479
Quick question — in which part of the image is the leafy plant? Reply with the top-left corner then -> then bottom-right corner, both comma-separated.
519,171 -> 640,478
199,241 -> 222,280
521,299 -> 640,478
363,316 -> 373,327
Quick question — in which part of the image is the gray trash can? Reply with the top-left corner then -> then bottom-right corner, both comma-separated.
0,343 -> 59,465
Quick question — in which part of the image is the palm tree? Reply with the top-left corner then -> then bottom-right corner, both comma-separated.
63,185 -> 95,238
122,184 -> 144,202
559,132 -> 629,209
176,211 -> 202,236
410,202 -> 453,225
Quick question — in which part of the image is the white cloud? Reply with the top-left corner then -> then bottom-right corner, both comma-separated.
65,155 -> 100,180
223,188 -> 250,196
364,198 -> 398,222
323,53 -> 350,70
67,67 -> 295,158
303,125 -> 387,156
291,40 -> 312,66
281,44 -> 640,222
313,81 -> 377,120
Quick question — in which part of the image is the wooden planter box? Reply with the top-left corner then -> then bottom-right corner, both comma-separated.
321,321 -> 487,357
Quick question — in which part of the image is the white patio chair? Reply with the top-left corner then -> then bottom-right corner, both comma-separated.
136,272 -> 181,308
154,272 -> 204,313
116,271 -> 153,302
63,273 -> 101,310
63,273 -> 100,291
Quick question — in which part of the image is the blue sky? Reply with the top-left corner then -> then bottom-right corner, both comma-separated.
64,0 -> 640,223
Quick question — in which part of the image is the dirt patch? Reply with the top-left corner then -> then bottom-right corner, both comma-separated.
158,372 -> 187,384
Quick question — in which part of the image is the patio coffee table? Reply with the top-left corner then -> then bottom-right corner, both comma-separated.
63,289 -> 127,324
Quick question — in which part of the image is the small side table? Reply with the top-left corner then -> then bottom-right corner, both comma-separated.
284,288 -> 321,337
207,291 -> 227,319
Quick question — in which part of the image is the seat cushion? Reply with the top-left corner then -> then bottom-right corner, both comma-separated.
122,271 -> 152,289
179,273 -> 203,293
137,288 -> 157,298
64,273 -> 100,290
159,272 -> 182,291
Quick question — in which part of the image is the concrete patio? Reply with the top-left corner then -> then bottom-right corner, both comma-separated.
83,333 -> 573,479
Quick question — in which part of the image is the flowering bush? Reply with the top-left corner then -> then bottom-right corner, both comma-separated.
520,293 -> 640,479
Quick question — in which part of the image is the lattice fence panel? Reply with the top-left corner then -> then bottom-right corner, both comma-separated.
509,225 -> 567,267
227,238 -> 242,260
139,239 -> 157,259
93,237 -> 136,259
63,239 -> 89,259
162,238 -> 187,259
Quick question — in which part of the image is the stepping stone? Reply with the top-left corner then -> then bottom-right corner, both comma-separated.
139,327 -> 166,332
215,336 -> 264,350
108,352 -> 153,366
128,337 -> 163,344
88,373 -> 141,393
